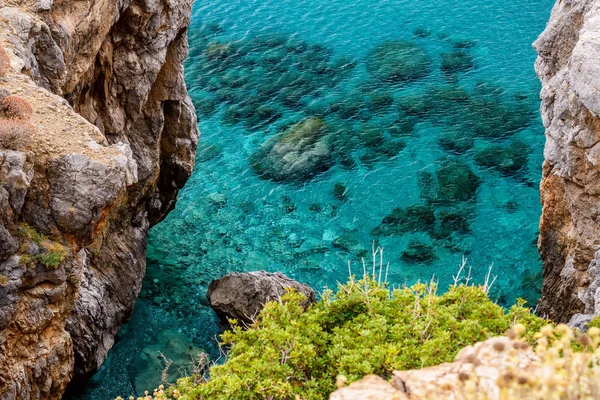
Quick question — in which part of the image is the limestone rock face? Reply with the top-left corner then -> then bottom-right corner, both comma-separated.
534,0 -> 600,322
207,271 -> 316,324
0,0 -> 198,398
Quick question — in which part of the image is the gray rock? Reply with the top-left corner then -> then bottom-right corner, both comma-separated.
0,150 -> 34,214
0,225 -> 18,261
535,0 -> 600,322
568,313 -> 594,331
207,271 -> 316,324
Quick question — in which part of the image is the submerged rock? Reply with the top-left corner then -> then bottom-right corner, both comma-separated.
207,271 -> 316,324
473,140 -> 530,176
373,205 -> 436,236
436,210 -> 471,238
333,233 -> 365,256
401,239 -> 437,263
413,26 -> 433,38
398,95 -> 431,117
438,128 -> 474,153
440,49 -> 474,75
366,41 -> 432,83
333,183 -> 349,201
435,161 -> 481,203
251,117 -> 333,183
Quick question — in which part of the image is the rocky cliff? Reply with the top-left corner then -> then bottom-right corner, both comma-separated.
0,0 -> 198,398
535,0 -> 600,323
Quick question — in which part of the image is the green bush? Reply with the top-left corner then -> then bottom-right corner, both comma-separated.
163,278 -> 546,400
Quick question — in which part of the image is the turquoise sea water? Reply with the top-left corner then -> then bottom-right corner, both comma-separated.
70,0 -> 554,397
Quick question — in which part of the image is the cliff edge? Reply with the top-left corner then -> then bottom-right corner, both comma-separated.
0,0 -> 198,398
535,0 -> 600,323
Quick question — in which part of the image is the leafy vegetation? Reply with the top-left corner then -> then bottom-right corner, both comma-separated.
132,277 -> 546,400
18,223 -> 69,270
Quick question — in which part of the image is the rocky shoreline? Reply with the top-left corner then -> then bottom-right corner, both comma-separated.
0,0 -> 598,397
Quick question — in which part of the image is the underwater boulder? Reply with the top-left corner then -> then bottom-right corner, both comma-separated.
433,210 -> 471,239
401,239 -> 437,263
333,183 -> 348,201
440,49 -> 474,75
333,233 -> 365,255
359,148 -> 380,169
244,105 -> 282,131
424,85 -> 470,116
413,26 -> 432,38
328,56 -> 358,83
418,171 -> 436,203
327,117 -> 359,158
205,42 -> 235,61
330,94 -> 370,120
450,37 -> 477,49
379,138 -> 407,158
386,115 -> 418,137
366,41 -> 432,83
398,95 -> 431,117
466,82 -> 534,138
251,117 -> 334,183
196,142 -> 223,163
297,43 -> 333,72
279,195 -> 297,214
279,86 -> 306,108
473,140 -> 530,175
373,205 -> 435,236
438,127 -> 475,153
435,160 -> 481,203
358,124 -> 386,148
368,90 -> 395,114
207,271 -> 316,324
189,89 -> 219,117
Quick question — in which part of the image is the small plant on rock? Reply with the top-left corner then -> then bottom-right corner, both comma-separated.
18,223 -> 70,270
0,120 -> 34,150
1,95 -> 34,120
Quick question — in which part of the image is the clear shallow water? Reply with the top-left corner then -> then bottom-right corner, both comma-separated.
70,0 -> 554,397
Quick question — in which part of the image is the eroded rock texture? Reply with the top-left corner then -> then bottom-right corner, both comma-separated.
534,0 -> 600,323
0,0 -> 198,398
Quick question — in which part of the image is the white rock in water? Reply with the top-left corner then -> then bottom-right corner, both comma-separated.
322,229 -> 337,242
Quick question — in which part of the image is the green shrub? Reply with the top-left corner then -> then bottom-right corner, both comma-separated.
18,223 -> 69,270
160,278 -> 546,400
